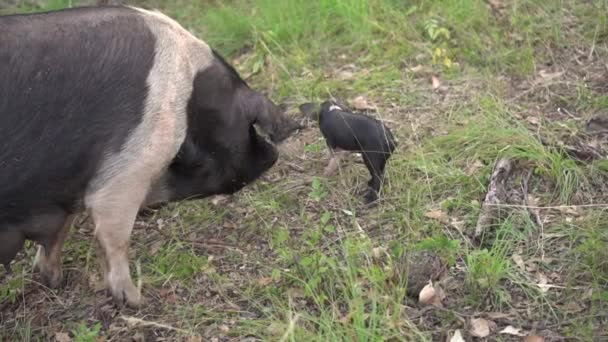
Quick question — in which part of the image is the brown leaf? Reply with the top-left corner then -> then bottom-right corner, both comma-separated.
288,287 -> 306,299
488,0 -> 502,8
371,246 -> 387,259
211,194 -> 230,206
186,336 -> 203,342
132,332 -> 145,342
55,332 -> 72,342
538,70 -> 564,81
512,253 -> 526,270
149,239 -> 164,256
469,318 -> 495,338
418,281 -> 443,307
218,324 -> 230,333
223,221 -> 237,229
526,116 -> 540,125
486,312 -> 513,320
565,301 -> 584,313
523,335 -> 545,342
536,272 -> 551,293
409,64 -> 424,72
431,75 -> 441,89
88,273 -> 105,292
257,277 -> 273,286
465,160 -> 484,175
449,329 -> 466,342
337,70 -> 355,80
352,96 -> 375,111
424,210 -> 445,220
499,326 -> 526,336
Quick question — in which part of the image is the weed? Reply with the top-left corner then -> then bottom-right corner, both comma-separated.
71,322 -> 101,342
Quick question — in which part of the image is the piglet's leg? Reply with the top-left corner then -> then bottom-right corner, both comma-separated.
34,214 -> 75,288
362,152 -> 388,204
324,149 -> 346,176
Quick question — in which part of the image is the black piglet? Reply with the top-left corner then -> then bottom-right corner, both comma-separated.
301,100 -> 397,203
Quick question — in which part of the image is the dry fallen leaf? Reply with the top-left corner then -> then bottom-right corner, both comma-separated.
186,336 -> 203,342
450,329 -> 466,342
538,70 -> 564,81
565,301 -> 584,313
465,160 -> 484,176
371,246 -> 387,259
288,287 -> 306,299
211,194 -> 230,206
352,96 -> 375,111
512,253 -> 526,270
526,116 -> 540,125
431,75 -> 441,89
257,277 -> 273,286
337,70 -> 355,80
486,312 -> 512,320
218,324 -> 230,333
418,281 -> 443,307
149,239 -> 164,256
523,335 -> 545,342
536,272 -> 551,293
424,210 -> 445,220
499,326 -> 526,336
55,332 -> 71,342
409,64 -> 423,72
132,332 -> 145,342
469,318 -> 495,338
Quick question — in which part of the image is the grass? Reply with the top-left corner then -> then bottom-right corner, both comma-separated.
1,0 -> 608,340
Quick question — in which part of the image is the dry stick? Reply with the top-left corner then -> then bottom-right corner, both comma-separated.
485,203 -> 608,210
120,315 -> 189,334
522,169 -> 545,259
521,169 -> 543,227
474,158 -> 513,238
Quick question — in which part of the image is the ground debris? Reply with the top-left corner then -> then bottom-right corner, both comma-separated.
474,158 -> 513,239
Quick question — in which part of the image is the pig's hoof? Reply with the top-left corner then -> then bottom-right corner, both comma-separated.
41,267 -> 63,289
34,249 -> 63,289
108,276 -> 142,308
363,189 -> 378,204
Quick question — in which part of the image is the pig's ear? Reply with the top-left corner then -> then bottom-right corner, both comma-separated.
246,91 -> 302,143
298,102 -> 319,119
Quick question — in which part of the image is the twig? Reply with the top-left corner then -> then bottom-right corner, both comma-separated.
522,169 -> 543,227
120,315 -> 189,333
522,169 -> 545,259
279,313 -> 300,342
485,203 -> 608,210
474,158 -> 513,238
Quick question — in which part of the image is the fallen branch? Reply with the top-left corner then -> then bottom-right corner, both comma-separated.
474,158 -> 513,238
522,168 -> 545,259
521,169 -> 543,227
485,203 -> 608,210
120,315 -> 189,333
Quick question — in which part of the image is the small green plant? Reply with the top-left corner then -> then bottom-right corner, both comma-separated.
465,248 -> 512,307
414,234 -> 460,266
0,274 -> 24,304
304,140 -> 324,153
309,177 -> 328,202
423,17 -> 453,68
423,18 -> 451,42
71,322 -> 101,342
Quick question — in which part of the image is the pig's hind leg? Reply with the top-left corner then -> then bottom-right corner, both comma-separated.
0,230 -> 25,273
32,213 -> 75,288
361,152 -> 388,204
